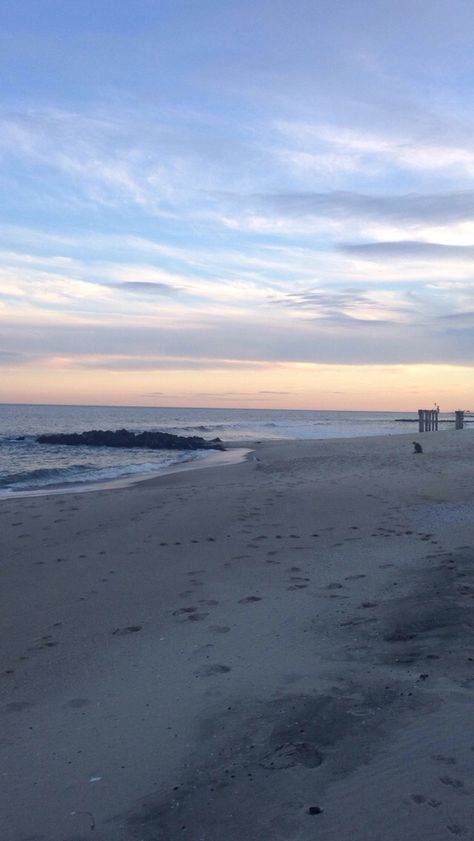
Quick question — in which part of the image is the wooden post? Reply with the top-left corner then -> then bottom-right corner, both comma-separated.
455,410 -> 464,430
418,407 -> 439,432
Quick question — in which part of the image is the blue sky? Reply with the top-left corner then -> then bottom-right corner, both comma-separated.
2,1 -> 474,408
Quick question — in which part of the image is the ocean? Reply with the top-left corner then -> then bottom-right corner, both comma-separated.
0,403 -> 447,496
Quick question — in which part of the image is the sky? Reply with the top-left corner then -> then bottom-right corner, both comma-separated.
1,0 -> 474,410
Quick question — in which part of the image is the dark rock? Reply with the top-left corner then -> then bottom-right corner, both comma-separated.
307,806 -> 323,815
36,428 -> 226,451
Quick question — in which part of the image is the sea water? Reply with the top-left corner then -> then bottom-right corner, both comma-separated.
0,403 -> 433,495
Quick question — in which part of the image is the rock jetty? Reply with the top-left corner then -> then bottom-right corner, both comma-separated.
37,428 -> 226,451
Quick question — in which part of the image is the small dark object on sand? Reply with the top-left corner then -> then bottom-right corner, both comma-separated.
413,441 -> 423,454
307,806 -> 323,815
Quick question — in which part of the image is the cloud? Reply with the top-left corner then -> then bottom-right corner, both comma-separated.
0,350 -> 27,362
273,287 -> 413,323
66,355 -> 270,371
0,107 -> 196,216
2,312 -> 474,367
275,123 -> 474,181
117,281 -> 180,295
339,241 -> 474,260
216,188 -> 474,247
4,93 -> 474,392
252,189 -> 474,227
437,311 -> 474,323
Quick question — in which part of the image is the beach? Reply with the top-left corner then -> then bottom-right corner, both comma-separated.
2,429 -> 474,840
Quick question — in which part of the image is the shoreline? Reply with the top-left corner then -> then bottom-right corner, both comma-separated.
2,429 -> 474,840
0,445 -> 252,500
2,426 -> 465,500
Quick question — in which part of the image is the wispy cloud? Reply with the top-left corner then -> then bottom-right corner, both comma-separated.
247,189 -> 474,227
275,122 -> 474,181
4,2 -> 474,406
0,107 -> 198,215
339,241 -> 474,260
113,281 -> 180,295
2,308 -> 474,368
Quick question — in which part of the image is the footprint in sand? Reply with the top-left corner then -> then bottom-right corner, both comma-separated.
238,596 -> 262,604
187,613 -> 209,621
210,626 -> 231,634
440,776 -> 464,788
384,631 -> 417,642
112,625 -> 142,636
410,794 -> 426,804
4,701 -> 35,713
447,826 -> 468,836
194,664 -> 231,677
172,607 -> 198,616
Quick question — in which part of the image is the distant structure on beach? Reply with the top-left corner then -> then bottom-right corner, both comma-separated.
417,407 -> 467,432
418,407 -> 439,432
454,410 -> 465,430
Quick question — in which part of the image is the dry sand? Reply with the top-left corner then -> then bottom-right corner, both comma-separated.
2,429 -> 474,841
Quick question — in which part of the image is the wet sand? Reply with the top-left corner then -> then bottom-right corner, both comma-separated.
2,430 -> 474,840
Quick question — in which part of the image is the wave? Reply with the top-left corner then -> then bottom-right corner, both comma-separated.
176,425 -> 213,432
0,451 -> 209,493
0,463 -> 94,487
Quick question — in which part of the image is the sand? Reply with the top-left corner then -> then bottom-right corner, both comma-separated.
2,429 -> 474,841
